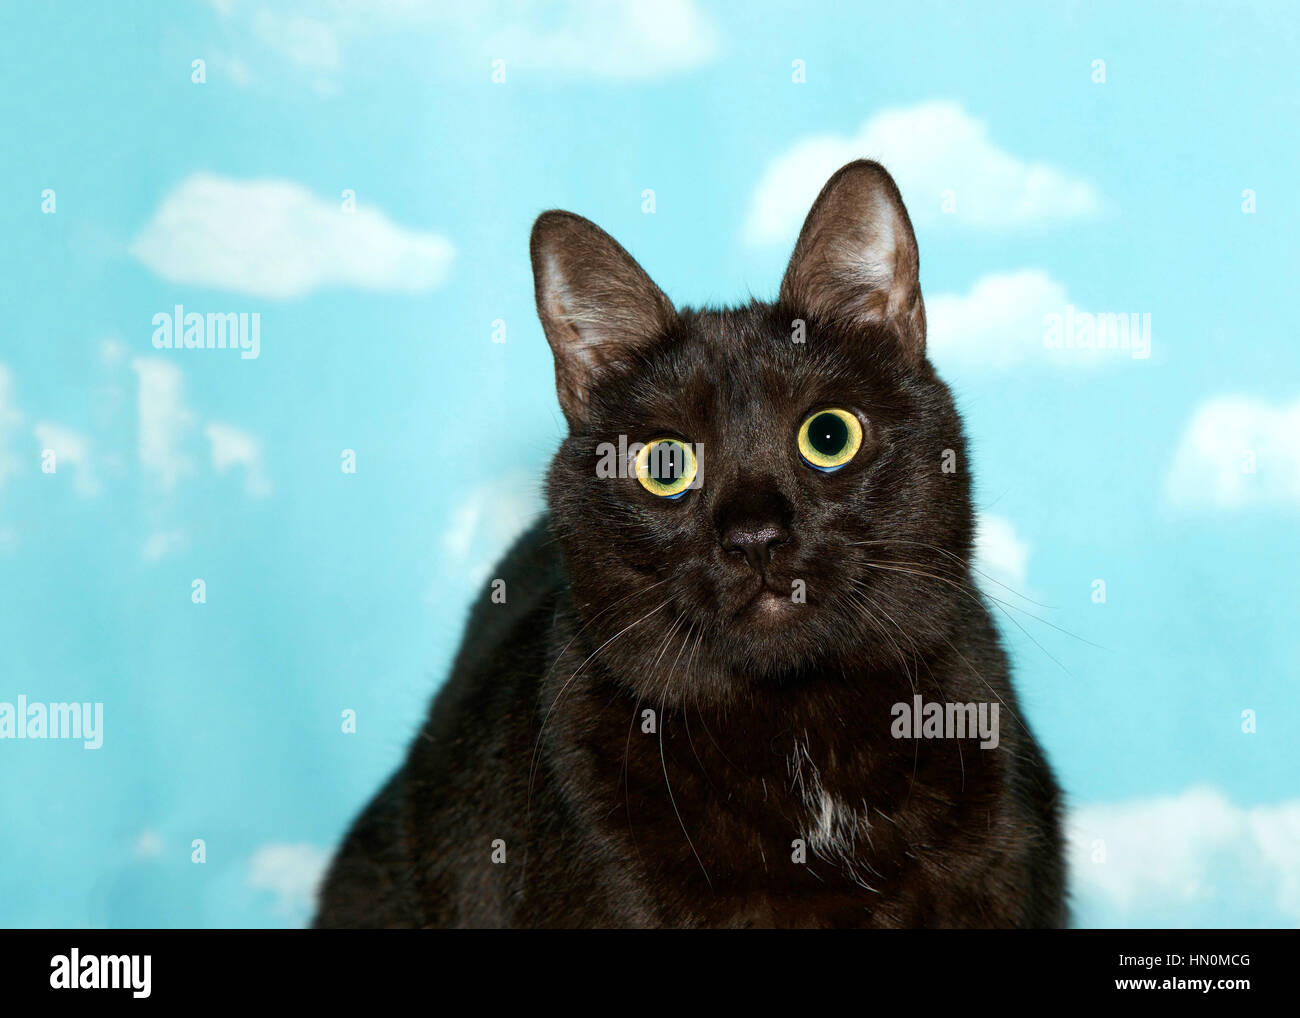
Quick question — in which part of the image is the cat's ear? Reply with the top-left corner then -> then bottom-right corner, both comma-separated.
778,160 -> 925,362
531,211 -> 677,428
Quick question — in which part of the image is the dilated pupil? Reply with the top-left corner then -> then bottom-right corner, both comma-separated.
650,444 -> 685,483
809,413 -> 848,456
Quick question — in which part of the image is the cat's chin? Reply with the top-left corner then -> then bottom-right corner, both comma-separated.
717,613 -> 836,678
745,587 -> 796,619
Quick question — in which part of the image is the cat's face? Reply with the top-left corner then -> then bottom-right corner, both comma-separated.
534,161 -> 974,707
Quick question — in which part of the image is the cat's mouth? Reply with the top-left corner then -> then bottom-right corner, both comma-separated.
736,578 -> 798,621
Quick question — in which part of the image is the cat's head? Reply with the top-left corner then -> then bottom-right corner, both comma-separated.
532,161 -> 974,706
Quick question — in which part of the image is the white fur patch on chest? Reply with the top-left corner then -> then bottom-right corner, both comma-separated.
788,737 -> 880,891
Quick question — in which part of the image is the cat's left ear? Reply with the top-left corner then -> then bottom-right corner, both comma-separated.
779,160 -> 925,363
531,211 -> 677,429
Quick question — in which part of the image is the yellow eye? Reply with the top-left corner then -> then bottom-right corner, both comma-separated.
797,408 -> 862,471
635,438 -> 698,498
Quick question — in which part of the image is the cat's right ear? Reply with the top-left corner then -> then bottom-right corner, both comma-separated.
779,160 -> 925,364
530,211 -> 677,429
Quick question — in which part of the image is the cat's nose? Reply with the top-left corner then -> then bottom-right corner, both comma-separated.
720,523 -> 788,573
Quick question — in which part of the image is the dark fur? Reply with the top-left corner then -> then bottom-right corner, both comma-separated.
315,162 -> 1066,928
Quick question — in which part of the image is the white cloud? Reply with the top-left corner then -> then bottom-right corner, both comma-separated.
214,52 -> 254,87
142,530 -> 188,563
131,358 -> 195,492
486,0 -> 719,80
247,843 -> 329,924
925,270 -> 1153,373
744,101 -> 1102,246
927,270 -> 1068,372
215,1 -> 718,84
973,512 -> 1030,590
33,422 -> 100,497
130,174 -> 454,299
99,338 -> 126,367
251,11 -> 340,72
206,422 -> 270,497
0,363 -> 23,487
1069,786 -> 1300,926
442,471 -> 543,590
133,829 -> 164,859
130,359 -> 270,502
1165,395 -> 1300,510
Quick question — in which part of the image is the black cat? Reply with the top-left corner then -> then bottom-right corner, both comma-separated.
314,160 -> 1067,928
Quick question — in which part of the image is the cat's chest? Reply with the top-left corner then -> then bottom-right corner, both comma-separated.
549,673 -> 1001,923
573,720 -> 918,892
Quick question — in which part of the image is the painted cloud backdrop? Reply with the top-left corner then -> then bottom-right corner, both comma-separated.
0,0 -> 1296,927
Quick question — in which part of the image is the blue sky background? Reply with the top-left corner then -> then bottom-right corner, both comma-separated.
0,1 -> 1296,928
